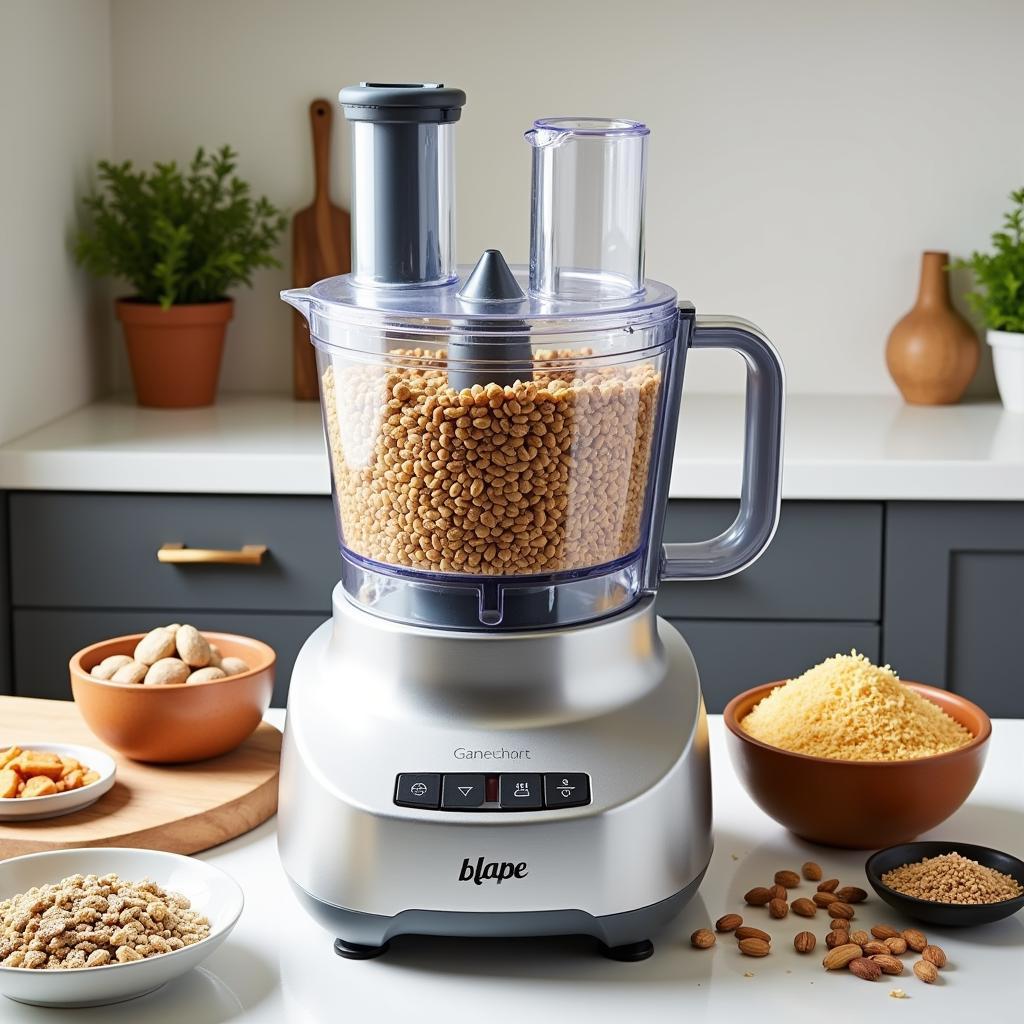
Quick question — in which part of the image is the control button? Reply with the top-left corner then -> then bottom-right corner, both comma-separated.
441,774 -> 486,809
543,773 -> 590,809
499,773 -> 543,810
395,773 -> 440,808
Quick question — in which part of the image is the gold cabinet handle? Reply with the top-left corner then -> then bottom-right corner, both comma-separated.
157,543 -> 268,566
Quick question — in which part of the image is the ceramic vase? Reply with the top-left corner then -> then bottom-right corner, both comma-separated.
885,251 -> 979,405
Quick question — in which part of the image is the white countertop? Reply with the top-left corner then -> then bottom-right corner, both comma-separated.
1,393 -> 1023,500
3,712 -> 1019,1023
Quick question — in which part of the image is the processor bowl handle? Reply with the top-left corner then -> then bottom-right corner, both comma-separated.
660,315 -> 785,580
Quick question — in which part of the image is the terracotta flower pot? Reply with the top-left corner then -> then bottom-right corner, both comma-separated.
885,251 -> 979,405
116,299 -> 234,408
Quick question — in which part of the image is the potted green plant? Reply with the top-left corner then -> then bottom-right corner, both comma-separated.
74,146 -> 285,408
954,187 -> 1024,412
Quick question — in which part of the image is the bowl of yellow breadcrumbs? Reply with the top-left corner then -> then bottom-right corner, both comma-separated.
723,652 -> 991,848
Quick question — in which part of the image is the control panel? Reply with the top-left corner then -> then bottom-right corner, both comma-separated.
394,773 -> 590,811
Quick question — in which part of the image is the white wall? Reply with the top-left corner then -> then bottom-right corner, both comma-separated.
0,0 -> 112,442
102,0 -> 1024,396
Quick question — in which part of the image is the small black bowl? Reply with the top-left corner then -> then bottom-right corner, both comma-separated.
866,841 -> 1024,927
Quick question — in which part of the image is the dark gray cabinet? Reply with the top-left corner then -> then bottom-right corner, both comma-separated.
0,492 -> 10,696
883,502 -> 1024,718
1,491 -> 1020,714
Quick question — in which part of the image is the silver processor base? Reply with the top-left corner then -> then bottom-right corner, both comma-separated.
278,585 -> 713,960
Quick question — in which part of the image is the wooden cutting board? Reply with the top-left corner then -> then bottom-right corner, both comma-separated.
292,97 -> 351,400
0,696 -> 280,858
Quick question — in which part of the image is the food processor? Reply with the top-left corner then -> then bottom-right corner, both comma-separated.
279,83 -> 785,961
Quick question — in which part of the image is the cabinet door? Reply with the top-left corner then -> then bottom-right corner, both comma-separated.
13,609 -> 326,707
667,620 -> 881,713
656,501 -> 882,621
884,502 -> 1024,717
0,493 -> 9,696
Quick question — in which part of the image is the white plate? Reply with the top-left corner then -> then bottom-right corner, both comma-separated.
0,847 -> 244,1007
0,743 -> 116,821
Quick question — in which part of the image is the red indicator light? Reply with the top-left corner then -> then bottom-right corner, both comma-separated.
485,775 -> 499,802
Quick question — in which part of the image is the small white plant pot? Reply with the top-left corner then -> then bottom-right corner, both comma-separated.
988,330 -> 1024,412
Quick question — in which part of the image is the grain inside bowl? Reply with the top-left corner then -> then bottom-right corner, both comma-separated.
740,651 -> 973,761
0,872 -> 210,969
881,852 -> 1024,905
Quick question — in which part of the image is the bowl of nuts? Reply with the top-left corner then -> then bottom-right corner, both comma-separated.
69,625 -> 275,763
0,846 -> 242,1007
0,744 -> 114,821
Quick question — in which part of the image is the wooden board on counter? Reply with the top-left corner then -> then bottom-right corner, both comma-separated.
0,696 -> 280,858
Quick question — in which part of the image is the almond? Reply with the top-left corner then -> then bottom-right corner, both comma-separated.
90,654 -> 133,680
829,901 -> 855,920
913,959 -> 938,984
822,943 -> 863,970
903,928 -> 928,952
738,937 -> 770,957
690,928 -> 715,949
849,956 -> 882,981
862,940 -> 890,956
921,944 -> 947,969
813,891 -> 838,907
791,898 -> 817,918
885,936 -> 908,955
175,624 -> 212,668
870,924 -> 900,940
817,878 -> 840,892
735,926 -> 771,943
825,930 -> 850,949
794,931 -> 816,954
871,954 -> 905,976
134,627 -> 176,666
835,886 -> 868,904
768,898 -> 788,919
774,870 -> 801,888
144,657 -> 189,686
744,887 -> 772,906
768,883 -> 788,901
802,861 -> 823,882
849,930 -> 870,945
715,913 -> 743,933
830,919 -> 849,931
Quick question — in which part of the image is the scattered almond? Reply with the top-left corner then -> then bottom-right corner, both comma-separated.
849,956 -> 882,981
830,919 -> 849,931
690,928 -> 715,949
921,944 -> 947,969
889,988 -> 908,999
862,940 -> 890,956
739,937 -> 770,957
715,914 -> 743,933
913,960 -> 938,984
849,930 -> 870,945
835,886 -> 868,904
822,943 -> 863,970
768,883 -> 788,901
870,924 -> 900,940
791,898 -> 816,918
903,928 -> 928,952
802,861 -> 823,882
735,926 -> 771,943
885,936 -> 908,955
794,931 -> 816,954
871,954 -> 905,976
774,870 -> 801,889
768,898 -> 789,919
829,901 -> 855,920
744,887 -> 771,906
825,930 -> 850,949
817,878 -> 840,893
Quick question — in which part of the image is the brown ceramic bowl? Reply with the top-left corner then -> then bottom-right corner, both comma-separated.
70,632 -> 275,763
723,681 -> 991,848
